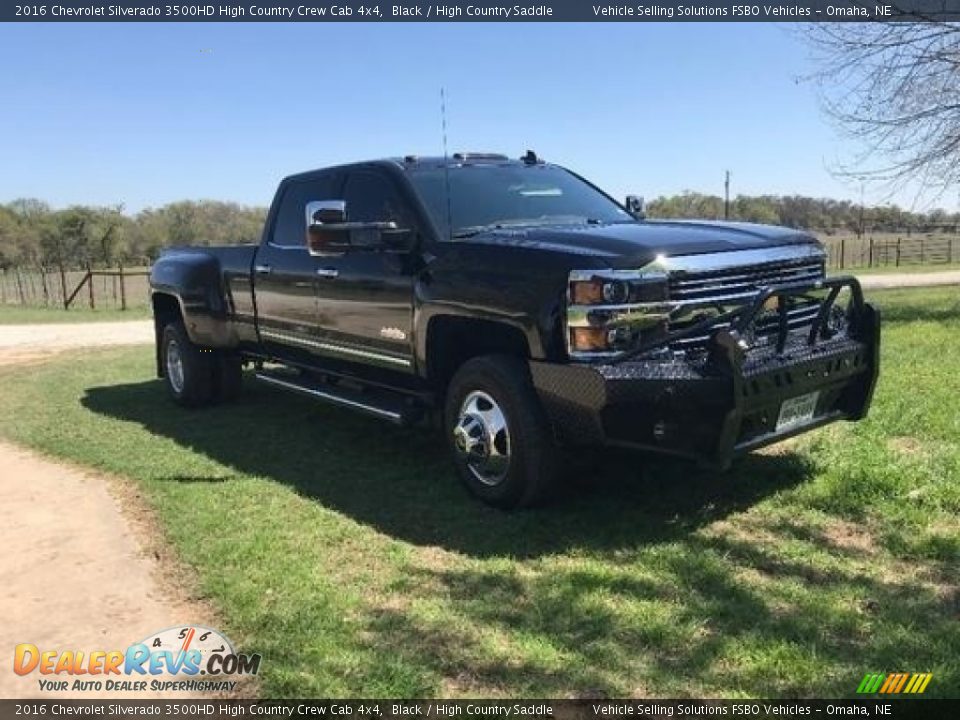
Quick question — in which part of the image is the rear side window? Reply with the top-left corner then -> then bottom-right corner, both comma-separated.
272,174 -> 340,247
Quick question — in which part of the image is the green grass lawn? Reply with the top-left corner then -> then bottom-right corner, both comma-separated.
0,304 -> 150,324
0,288 -> 957,699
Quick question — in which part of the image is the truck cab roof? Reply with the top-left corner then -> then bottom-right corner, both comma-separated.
283,152 -> 547,183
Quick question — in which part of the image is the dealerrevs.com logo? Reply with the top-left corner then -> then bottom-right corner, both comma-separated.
13,626 -> 260,694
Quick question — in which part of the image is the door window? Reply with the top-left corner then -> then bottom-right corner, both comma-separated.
343,172 -> 411,227
272,174 -> 340,247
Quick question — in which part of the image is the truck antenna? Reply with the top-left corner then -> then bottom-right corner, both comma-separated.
441,87 -> 453,241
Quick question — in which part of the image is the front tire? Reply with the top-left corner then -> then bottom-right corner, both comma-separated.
445,355 -> 559,509
161,321 -> 215,407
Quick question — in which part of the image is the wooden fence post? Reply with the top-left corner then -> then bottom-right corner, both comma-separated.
26,271 -> 36,304
868,236 -> 874,267
40,266 -> 49,306
86,264 -> 95,309
59,261 -> 68,309
0,267 -> 6,304
840,237 -> 845,270
15,268 -> 25,305
119,263 -> 127,311
896,238 -> 901,267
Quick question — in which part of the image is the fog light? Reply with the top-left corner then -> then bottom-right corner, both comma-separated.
570,327 -> 609,351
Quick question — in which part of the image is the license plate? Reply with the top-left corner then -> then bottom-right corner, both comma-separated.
776,391 -> 820,432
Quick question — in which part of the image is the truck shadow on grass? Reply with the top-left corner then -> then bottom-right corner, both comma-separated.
83,377 -> 813,559
80,376 -> 960,697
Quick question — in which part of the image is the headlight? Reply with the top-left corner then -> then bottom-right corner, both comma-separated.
566,269 -> 672,358
569,278 -> 631,305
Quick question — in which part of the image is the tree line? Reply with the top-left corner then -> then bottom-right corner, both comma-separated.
0,199 -> 267,270
1,193 -> 958,270
645,192 -> 960,235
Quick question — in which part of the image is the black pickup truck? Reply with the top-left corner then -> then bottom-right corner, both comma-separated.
149,152 -> 880,508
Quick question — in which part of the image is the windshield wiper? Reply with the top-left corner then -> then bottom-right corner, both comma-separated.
452,224 -> 498,239
452,220 -> 537,238
452,217 -> 605,239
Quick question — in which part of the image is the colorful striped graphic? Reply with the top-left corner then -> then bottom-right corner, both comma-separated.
857,673 -> 933,694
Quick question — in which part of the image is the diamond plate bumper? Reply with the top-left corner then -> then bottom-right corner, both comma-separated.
530,277 -> 880,468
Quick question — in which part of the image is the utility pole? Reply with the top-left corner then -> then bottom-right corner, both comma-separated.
724,170 -> 730,220
954,188 -> 960,261
858,181 -> 865,239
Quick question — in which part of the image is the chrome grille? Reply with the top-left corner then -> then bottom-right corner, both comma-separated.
669,258 -> 825,304
666,255 -> 826,349
670,300 -> 822,348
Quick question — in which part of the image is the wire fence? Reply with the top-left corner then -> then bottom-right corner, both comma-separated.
0,265 -> 151,310
819,233 -> 959,271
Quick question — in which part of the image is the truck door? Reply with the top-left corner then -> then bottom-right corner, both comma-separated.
253,173 -> 341,364
311,169 -> 417,373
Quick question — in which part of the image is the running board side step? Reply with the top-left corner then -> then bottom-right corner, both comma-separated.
255,371 -> 423,425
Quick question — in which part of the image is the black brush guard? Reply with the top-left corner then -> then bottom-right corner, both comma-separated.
530,276 -> 880,468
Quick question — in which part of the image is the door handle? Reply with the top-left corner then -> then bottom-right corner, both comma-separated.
254,264 -> 272,275
316,268 -> 339,279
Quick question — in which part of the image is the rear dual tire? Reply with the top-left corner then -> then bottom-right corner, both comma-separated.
161,321 -> 242,407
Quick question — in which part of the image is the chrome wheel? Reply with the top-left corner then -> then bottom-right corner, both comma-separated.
453,390 -> 511,486
166,338 -> 185,394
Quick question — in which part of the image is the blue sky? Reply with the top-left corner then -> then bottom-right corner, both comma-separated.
0,22 -> 916,213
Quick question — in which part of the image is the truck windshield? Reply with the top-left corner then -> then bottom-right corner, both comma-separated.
406,164 -> 633,238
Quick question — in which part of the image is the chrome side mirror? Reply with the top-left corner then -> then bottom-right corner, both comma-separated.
305,199 -> 406,255
306,199 -> 346,227
625,195 -> 645,220
306,200 -> 350,254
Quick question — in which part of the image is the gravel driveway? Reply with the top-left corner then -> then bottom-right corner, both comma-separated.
0,320 -> 153,366
0,319 -> 217,698
855,270 -> 960,290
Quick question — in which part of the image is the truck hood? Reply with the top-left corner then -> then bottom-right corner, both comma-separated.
463,219 -> 820,266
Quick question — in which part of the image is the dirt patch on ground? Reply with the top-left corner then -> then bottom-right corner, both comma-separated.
887,436 -> 927,457
0,350 -> 62,368
820,519 -> 878,556
0,321 -> 254,698
890,436 -> 924,455
0,441 -> 223,698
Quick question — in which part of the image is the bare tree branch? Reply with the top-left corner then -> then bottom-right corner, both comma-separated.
803,20 -> 960,201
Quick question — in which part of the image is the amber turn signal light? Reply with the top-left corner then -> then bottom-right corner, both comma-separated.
570,280 -> 604,305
